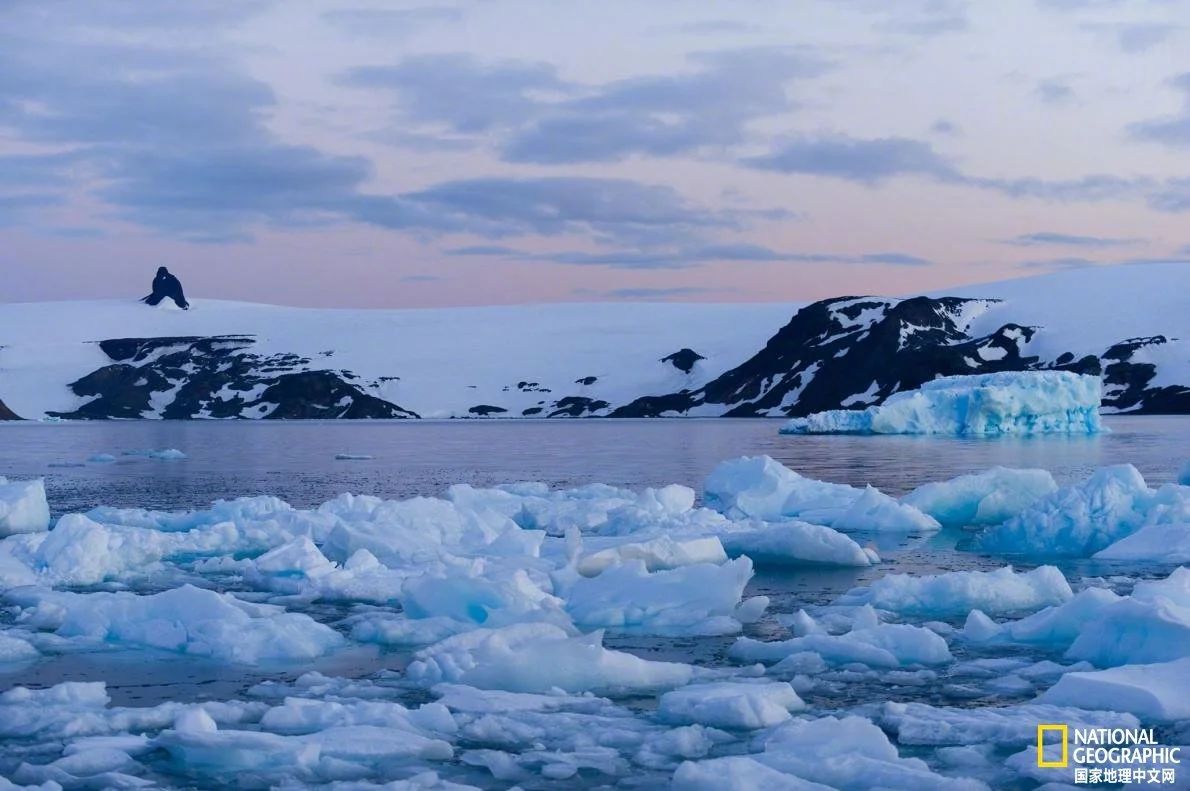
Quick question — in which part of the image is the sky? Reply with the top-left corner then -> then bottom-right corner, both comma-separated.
1,0 -> 1189,308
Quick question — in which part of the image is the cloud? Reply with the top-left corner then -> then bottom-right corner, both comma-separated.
1016,257 -> 1100,270
1146,178 -> 1190,211
344,47 -> 829,164
1036,0 -> 1123,11
1,14 -> 782,247
651,20 -> 762,36
1035,78 -> 1076,105
930,119 -> 961,136
592,287 -> 735,299
1003,231 -> 1142,247
743,135 -> 959,183
1128,72 -> 1190,148
399,274 -> 443,283
447,242 -> 932,270
322,7 -> 464,36
745,133 -> 1165,206
842,0 -> 970,38
398,177 -> 739,245
341,54 -> 567,134
1108,22 -> 1180,53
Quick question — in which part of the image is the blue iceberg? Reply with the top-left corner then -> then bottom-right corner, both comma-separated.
780,371 -> 1103,436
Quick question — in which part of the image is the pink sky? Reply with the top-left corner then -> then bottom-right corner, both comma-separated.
1,0 -> 1189,308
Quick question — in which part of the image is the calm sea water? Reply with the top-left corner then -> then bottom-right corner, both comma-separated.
1,416 -> 1186,516
0,416 -> 1187,710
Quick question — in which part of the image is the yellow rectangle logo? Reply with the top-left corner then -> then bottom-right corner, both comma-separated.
1037,724 -> 1069,768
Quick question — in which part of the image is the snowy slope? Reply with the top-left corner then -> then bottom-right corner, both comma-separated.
0,263 -> 1186,420
947,262 -> 1190,372
0,299 -> 798,420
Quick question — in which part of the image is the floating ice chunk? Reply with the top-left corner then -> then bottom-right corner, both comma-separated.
678,715 -> 987,790
0,632 -> 38,663
731,620 -> 952,668
977,465 -> 1189,556
149,448 -> 186,460
839,566 -> 1072,618
961,610 -> 1002,642
0,477 -> 50,537
902,467 -> 1058,527
1064,592 -> 1190,667
576,535 -> 727,576
350,613 -> 470,647
780,371 -> 1103,436
1039,657 -> 1190,722
447,481 -> 642,536
403,565 -> 567,629
12,584 -> 345,663
563,557 -> 755,635
673,756 -> 834,790
658,681 -> 805,729
968,569 -> 1190,667
320,493 -> 514,566
87,453 -> 117,463
334,453 -> 373,460
406,623 -> 693,694
1179,461 -> 1190,486
704,456 -> 938,532
718,521 -> 877,567
1093,522 -> 1190,563
881,701 -> 1140,746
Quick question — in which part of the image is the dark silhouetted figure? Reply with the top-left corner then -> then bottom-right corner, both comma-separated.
141,267 -> 189,310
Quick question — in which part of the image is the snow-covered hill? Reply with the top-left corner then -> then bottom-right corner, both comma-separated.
0,263 -> 1186,420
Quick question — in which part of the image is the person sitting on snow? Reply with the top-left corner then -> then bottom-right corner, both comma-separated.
141,266 -> 189,310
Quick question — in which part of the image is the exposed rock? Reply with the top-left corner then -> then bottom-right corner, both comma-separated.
661,348 -> 705,374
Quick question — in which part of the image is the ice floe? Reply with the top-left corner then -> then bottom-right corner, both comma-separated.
3,454 -> 1189,789
901,467 -> 1058,527
705,455 -> 939,531
406,623 -> 694,694
731,607 -> 953,668
780,371 -> 1103,436
0,477 -> 50,538
976,464 -> 1190,556
1038,656 -> 1190,721
658,681 -> 805,729
7,584 -> 345,663
838,566 -> 1072,618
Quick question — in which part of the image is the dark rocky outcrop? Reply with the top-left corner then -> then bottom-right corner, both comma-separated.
0,397 -> 20,420
24,295 -> 1190,419
48,335 -> 417,420
661,348 -> 705,374
469,405 -> 508,416
614,296 -> 1189,417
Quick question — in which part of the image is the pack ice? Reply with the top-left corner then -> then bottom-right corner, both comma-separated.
780,371 -> 1103,436
2,455 -> 1188,789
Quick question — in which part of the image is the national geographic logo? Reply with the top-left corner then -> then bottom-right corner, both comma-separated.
1037,725 -> 1181,785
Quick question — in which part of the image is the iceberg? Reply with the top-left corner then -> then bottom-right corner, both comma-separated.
675,716 -> 987,790
964,568 -> 1190,667
731,609 -> 952,668
1039,657 -> 1190,721
976,465 -> 1189,556
704,456 -> 939,531
9,584 -> 345,663
562,557 -> 759,635
657,681 -> 805,729
780,371 -> 1103,436
838,566 -> 1072,618
0,477 -> 50,537
405,623 -> 694,694
1093,521 -> 1190,563
901,467 -> 1057,527
718,521 -> 878,567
